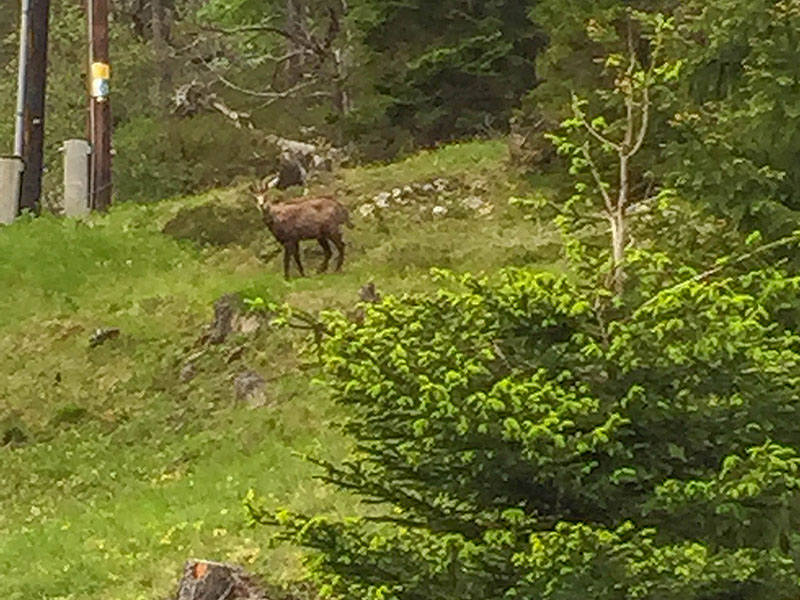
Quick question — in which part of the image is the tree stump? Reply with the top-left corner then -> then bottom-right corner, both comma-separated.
174,560 -> 268,600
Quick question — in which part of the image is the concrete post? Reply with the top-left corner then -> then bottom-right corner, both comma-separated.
63,139 -> 90,218
0,157 -> 24,225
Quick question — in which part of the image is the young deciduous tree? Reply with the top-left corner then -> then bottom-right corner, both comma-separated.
545,10 -> 681,293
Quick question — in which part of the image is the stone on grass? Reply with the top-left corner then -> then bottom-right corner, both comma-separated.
359,282 -> 381,303
375,194 -> 391,209
180,362 -> 197,383
89,328 -> 120,348
233,369 -> 268,408
461,196 -> 484,211
207,294 -> 239,345
233,314 -> 261,335
199,294 -> 263,346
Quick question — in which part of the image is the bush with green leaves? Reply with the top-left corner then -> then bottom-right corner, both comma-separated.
246,248 -> 800,599
663,0 -> 800,239
114,115 -> 279,202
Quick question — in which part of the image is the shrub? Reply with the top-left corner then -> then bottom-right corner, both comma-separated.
114,116 -> 279,203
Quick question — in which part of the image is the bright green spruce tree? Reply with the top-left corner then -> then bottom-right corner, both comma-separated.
251,253 -> 800,600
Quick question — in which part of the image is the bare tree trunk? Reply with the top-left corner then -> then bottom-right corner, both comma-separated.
150,0 -> 170,109
331,0 -> 351,117
568,13 -> 665,297
332,49 -> 350,116
609,207 -> 626,293
286,0 -> 304,86
610,152 -> 630,292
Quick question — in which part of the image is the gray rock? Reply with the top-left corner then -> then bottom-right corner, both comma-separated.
88,327 -> 120,348
179,362 -> 197,383
208,294 -> 239,345
359,282 -> 381,303
461,196 -> 485,211
311,154 -> 332,171
274,153 -> 307,190
349,283 -> 381,325
232,314 -> 261,335
433,178 -> 449,191
233,369 -> 268,408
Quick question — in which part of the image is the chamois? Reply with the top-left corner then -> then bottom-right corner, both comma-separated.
251,180 -> 353,279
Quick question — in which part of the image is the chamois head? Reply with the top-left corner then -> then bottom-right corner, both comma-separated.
249,178 -> 275,222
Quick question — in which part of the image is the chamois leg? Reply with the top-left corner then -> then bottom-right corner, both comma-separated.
330,233 -> 345,272
283,244 -> 292,279
317,238 -> 333,273
292,241 -> 306,277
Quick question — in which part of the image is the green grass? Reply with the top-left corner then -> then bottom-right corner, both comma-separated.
0,139 -> 560,600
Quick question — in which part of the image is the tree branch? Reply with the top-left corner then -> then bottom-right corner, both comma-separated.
628,83 -> 650,157
581,143 -> 615,213
628,25 -> 665,158
199,21 -> 317,51
636,235 -> 800,314
208,98 -> 253,129
622,18 -> 637,152
200,58 -> 318,100
241,49 -> 308,65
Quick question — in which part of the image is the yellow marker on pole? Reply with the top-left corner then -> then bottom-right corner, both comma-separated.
91,62 -> 110,101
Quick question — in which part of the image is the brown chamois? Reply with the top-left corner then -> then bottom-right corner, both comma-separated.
250,180 -> 353,279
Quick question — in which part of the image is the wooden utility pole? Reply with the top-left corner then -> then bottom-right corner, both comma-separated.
16,0 -> 50,214
88,0 -> 112,211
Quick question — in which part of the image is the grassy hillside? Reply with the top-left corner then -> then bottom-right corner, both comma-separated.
0,140 -> 560,600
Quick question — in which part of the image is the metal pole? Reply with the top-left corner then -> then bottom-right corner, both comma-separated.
87,0 -> 94,205
18,0 -> 50,214
13,0 -> 31,157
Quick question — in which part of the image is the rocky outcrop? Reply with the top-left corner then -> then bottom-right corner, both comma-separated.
263,135 -> 347,190
197,294 -> 263,347
357,177 -> 494,220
